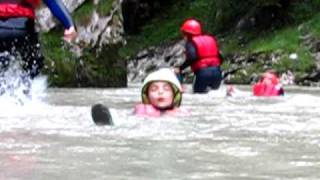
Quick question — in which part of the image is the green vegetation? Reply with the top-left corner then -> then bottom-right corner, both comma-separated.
246,28 -> 300,52
97,0 -> 113,16
40,0 -> 125,87
41,0 -> 320,86
119,0 -> 320,83
219,24 -> 317,81
120,0 -> 319,57
40,30 -> 78,86
71,0 -> 114,27
306,13 -> 320,36
119,0 -> 212,58
72,1 -> 94,25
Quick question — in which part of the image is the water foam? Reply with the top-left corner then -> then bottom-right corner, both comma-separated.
0,52 -> 48,113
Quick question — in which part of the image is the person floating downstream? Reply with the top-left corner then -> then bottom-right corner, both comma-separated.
0,0 -> 77,79
252,71 -> 284,96
227,70 -> 285,97
91,68 -> 188,126
175,18 -> 223,93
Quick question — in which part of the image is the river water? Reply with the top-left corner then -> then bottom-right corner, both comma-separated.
0,81 -> 320,180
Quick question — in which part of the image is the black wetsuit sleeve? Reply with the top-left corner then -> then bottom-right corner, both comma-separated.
43,0 -> 74,29
179,41 -> 198,71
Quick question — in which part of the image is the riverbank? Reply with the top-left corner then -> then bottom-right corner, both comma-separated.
40,0 -> 320,86
125,0 -> 320,85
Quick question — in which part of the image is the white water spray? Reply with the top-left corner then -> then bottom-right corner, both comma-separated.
0,52 -> 48,108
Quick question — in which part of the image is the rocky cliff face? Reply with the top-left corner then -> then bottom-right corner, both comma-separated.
72,0 -> 125,56
127,41 -> 186,83
37,0 -> 125,56
38,0 -> 127,87
127,37 -> 320,86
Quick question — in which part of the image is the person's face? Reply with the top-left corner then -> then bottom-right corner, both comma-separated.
261,75 -> 277,85
262,78 -> 273,85
147,81 -> 174,109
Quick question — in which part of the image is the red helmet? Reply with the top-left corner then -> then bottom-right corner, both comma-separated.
261,71 -> 279,85
180,19 -> 202,35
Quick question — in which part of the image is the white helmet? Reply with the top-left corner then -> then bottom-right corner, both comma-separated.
141,68 -> 182,107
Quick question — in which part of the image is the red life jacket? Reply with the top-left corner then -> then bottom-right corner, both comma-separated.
190,35 -> 221,72
252,82 -> 282,96
253,72 -> 284,96
0,0 -> 40,19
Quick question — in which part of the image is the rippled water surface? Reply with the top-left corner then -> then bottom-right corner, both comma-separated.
0,84 -> 320,180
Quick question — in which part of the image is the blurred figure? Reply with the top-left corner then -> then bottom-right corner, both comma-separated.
227,70 -> 285,97
252,71 -> 284,96
0,0 -> 77,78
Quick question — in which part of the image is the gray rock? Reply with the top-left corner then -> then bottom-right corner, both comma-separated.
36,0 -> 86,32
127,40 -> 185,82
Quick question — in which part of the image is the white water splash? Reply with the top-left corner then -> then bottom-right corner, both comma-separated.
0,53 -> 48,107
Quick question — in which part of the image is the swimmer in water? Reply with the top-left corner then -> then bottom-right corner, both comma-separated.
92,68 -> 187,126
227,70 -> 285,97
